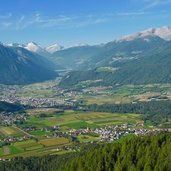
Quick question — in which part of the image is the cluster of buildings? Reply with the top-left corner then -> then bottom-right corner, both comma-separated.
1,95 -> 75,108
64,124 -> 167,142
93,125 -> 149,141
0,135 -> 32,144
82,86 -> 112,95
0,86 -> 17,103
17,97 -> 74,108
0,113 -> 27,126
0,84 -> 77,108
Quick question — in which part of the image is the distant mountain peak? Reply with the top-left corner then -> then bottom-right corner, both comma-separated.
27,41 -> 38,45
119,26 -> 171,42
24,42 -> 43,52
46,43 -> 63,54
5,42 -> 65,54
67,43 -> 89,49
7,43 -> 23,48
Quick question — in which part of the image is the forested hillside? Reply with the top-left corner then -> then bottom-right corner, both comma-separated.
51,36 -> 166,70
0,101 -> 24,113
0,44 -> 58,85
0,134 -> 171,171
84,101 -> 171,126
59,43 -> 171,88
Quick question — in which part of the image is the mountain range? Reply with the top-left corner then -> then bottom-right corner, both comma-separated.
5,26 -> 171,71
58,26 -> 171,88
1,26 -> 171,85
16,26 -> 171,71
119,26 -> 171,42
0,44 -> 58,85
7,42 -> 63,54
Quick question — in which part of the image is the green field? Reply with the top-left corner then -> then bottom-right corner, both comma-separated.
39,138 -> 69,146
96,67 -> 118,73
16,81 -> 58,98
0,138 -> 71,159
81,84 -> 171,105
23,110 -> 142,130
0,126 -> 28,137
29,130 -> 49,136
77,135 -> 100,143
0,110 -> 142,158
8,80 -> 171,106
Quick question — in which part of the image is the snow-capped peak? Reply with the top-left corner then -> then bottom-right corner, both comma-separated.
119,26 -> 171,42
67,43 -> 89,49
24,42 -> 43,53
6,43 -> 24,48
5,42 -> 64,54
46,44 -> 63,54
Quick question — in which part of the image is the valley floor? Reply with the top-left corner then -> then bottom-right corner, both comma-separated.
0,81 -> 171,159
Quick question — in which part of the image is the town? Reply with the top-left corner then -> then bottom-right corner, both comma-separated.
0,85 -> 76,108
0,112 -> 168,145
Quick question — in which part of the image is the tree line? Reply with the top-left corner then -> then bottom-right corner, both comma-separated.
83,101 -> 171,126
0,133 -> 171,171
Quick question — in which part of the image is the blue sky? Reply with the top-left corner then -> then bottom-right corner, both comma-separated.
0,0 -> 171,46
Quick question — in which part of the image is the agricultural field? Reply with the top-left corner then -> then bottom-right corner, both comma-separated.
1,82 -> 171,159
96,67 -> 118,73
39,138 -> 69,147
16,81 -> 58,98
2,80 -> 171,106
27,108 -> 62,116
84,95 -> 133,105
77,135 -> 100,143
21,109 -> 143,130
0,109 -> 144,159
0,138 -> 71,159
0,126 -> 28,137
79,84 -> 171,105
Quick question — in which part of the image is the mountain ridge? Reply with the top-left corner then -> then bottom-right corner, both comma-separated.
119,26 -> 171,42
59,40 -> 171,88
0,44 -> 58,85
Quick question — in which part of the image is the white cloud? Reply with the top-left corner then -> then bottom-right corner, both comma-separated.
0,9 -> 162,30
0,12 -> 109,30
13,13 -> 79,29
41,16 -> 74,28
0,13 -> 12,19
16,15 -> 25,29
94,18 -> 108,24
143,0 -> 171,9
0,22 -> 12,27
116,11 -> 151,16
0,13 -> 12,29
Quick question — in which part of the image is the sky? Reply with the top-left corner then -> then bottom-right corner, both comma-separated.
0,0 -> 171,47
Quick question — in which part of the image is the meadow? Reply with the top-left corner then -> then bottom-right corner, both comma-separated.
0,109 -> 143,158
23,109 -> 143,130
80,84 -> 171,105
0,126 -> 28,137
0,137 -> 71,159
